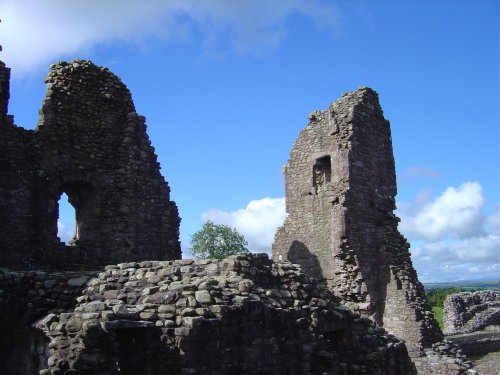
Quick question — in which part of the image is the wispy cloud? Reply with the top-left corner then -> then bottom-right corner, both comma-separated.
402,166 -> 441,180
201,197 -> 286,253
0,0 -> 342,75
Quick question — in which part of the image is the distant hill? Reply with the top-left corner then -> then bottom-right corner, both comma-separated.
423,280 -> 500,292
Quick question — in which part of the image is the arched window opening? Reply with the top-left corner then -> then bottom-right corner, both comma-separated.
57,193 -> 76,245
313,156 -> 331,191
56,181 -> 94,245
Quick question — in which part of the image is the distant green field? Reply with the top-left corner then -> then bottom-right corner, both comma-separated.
424,280 -> 500,293
423,280 -> 500,331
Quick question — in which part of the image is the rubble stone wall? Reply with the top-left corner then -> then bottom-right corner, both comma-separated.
0,267 -> 96,375
35,254 -> 418,375
272,88 -> 442,354
447,330 -> 500,357
0,255 -> 475,375
444,290 -> 500,335
0,60 -> 181,270
0,268 -> 96,323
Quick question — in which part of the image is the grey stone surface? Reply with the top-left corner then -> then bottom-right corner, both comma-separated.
272,87 -> 443,356
39,254 -> 418,375
0,59 -> 181,270
67,276 -> 90,287
444,291 -> 500,335
470,351 -> 500,375
0,267 -> 98,323
447,330 -> 500,357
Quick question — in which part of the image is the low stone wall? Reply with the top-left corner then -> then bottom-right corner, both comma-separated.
0,255 -> 480,375
0,268 -> 97,374
0,267 -> 97,323
447,330 -> 500,357
444,291 -> 500,335
37,254 -> 418,375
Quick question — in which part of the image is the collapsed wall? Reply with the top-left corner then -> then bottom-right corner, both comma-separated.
444,290 -> 500,335
0,59 -> 181,269
0,255 -> 475,375
272,87 -> 442,355
35,254 -> 417,375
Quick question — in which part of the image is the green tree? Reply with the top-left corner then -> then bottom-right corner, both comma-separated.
190,220 -> 249,259
426,288 -> 462,330
426,288 -> 462,308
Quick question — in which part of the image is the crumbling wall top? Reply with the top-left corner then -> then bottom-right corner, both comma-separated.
444,290 -> 500,335
0,59 -> 181,269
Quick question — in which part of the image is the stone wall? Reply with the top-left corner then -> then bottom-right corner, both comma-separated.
0,60 -> 12,123
447,329 -> 500,357
444,290 -> 500,335
272,88 -> 442,356
0,59 -> 181,270
0,57 -> 478,374
0,268 -> 96,323
0,255 -> 475,375
35,254 -> 418,375
0,267 -> 96,375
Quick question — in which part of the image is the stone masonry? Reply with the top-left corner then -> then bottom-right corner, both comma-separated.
0,267 -> 98,374
0,57 -> 479,374
272,88 -> 443,356
444,290 -> 500,335
1,254 -> 476,375
0,59 -> 181,270
33,254 -> 418,374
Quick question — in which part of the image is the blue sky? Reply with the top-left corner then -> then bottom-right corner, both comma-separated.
1,0 -> 498,282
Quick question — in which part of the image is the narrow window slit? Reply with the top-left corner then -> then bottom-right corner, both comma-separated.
313,156 -> 331,191
57,192 -> 77,245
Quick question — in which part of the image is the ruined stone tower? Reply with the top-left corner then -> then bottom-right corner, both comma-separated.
0,59 -> 181,269
272,87 -> 442,353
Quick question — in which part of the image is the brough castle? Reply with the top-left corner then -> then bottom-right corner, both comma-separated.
0,58 -> 483,374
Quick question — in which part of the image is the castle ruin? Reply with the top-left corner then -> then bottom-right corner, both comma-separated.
0,58 -> 479,374
0,59 -> 181,270
272,88 -> 443,354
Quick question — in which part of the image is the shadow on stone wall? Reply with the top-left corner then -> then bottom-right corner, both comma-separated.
288,240 -> 324,282
0,315 -> 49,375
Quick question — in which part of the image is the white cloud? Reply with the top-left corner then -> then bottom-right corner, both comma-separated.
398,181 -> 499,282
181,242 -> 193,259
486,209 -> 500,235
57,221 -> 73,244
411,235 -> 500,263
201,197 -> 286,253
398,182 -> 485,242
0,0 -> 341,75
410,235 -> 500,283
199,182 -> 498,282
402,166 -> 441,180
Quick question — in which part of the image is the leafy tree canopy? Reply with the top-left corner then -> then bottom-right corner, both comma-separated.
190,220 -> 249,260
426,288 -> 462,307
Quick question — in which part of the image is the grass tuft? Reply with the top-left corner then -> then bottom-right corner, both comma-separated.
432,306 -> 444,330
